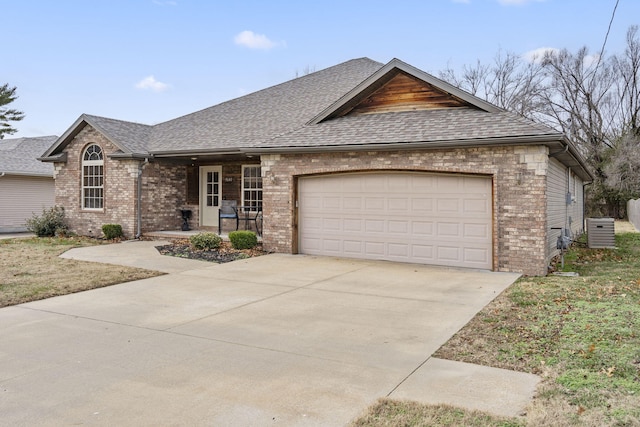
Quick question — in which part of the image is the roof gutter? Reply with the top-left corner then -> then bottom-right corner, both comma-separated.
0,171 -> 54,178
151,148 -> 244,158
108,152 -> 154,160
247,134 -> 565,155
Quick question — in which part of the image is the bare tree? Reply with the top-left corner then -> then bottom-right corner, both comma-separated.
439,27 -> 640,217
613,26 -> 640,136
439,50 -> 547,120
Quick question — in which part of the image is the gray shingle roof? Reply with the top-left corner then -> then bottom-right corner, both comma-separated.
83,115 -> 152,154
263,108 -> 559,149
147,58 -> 385,153
0,136 -> 57,176
44,57 -> 567,159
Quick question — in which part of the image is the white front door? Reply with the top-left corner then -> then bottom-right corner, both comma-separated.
200,166 -> 222,227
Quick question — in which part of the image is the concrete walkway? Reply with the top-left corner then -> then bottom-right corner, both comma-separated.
0,241 -> 539,425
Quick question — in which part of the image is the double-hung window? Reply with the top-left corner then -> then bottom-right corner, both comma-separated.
82,144 -> 104,209
242,165 -> 262,210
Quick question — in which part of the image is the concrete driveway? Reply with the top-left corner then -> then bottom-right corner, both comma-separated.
0,246 -> 534,426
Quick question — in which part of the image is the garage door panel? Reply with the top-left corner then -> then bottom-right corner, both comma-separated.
323,239 -> 341,253
438,246 -> 461,262
411,245 -> 435,261
343,240 -> 363,254
388,198 -> 409,210
437,199 -> 460,214
464,248 -> 490,265
464,223 -> 490,239
388,221 -> 409,234
323,218 -> 342,231
322,197 -> 341,209
343,219 -> 362,232
388,243 -> 409,257
437,222 -> 461,237
411,175 -> 436,190
299,173 -> 492,269
412,221 -> 435,236
411,198 -> 434,212
365,198 -> 384,210
363,175 -> 386,191
343,197 -> 362,210
301,195 -> 322,209
389,175 -> 411,190
464,198 -> 490,214
365,220 -> 385,233
364,242 -> 385,256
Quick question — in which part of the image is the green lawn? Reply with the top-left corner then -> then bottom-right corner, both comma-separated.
353,231 -> 640,427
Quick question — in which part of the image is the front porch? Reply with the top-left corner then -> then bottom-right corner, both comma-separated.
141,154 -> 263,237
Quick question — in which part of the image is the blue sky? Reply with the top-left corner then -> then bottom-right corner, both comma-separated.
4,0 -> 638,139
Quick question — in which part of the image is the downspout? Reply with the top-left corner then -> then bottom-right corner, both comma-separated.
135,158 -> 149,239
583,182 -> 592,235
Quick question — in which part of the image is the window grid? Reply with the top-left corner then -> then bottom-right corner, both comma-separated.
242,166 -> 262,209
82,145 -> 104,209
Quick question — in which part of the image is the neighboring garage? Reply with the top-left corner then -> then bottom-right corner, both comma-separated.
0,136 -> 56,233
298,172 -> 493,269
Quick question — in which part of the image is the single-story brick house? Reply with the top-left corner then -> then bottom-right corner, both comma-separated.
1,136 -> 57,232
40,58 -> 592,275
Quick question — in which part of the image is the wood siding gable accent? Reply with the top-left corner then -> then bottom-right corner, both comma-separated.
339,70 -> 471,117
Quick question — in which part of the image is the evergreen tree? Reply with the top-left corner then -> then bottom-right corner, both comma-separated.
0,84 -> 25,139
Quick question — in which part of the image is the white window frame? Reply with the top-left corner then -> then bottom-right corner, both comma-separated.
241,165 -> 262,210
82,144 -> 104,210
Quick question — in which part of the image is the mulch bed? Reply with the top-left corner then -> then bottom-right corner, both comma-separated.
156,239 -> 267,264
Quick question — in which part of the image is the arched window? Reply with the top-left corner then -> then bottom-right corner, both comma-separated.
82,144 -> 104,209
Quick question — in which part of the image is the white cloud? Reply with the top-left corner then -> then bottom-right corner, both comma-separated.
234,30 -> 278,50
135,75 -> 170,92
522,47 -> 560,63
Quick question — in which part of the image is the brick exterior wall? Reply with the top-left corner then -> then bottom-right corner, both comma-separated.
53,126 -> 138,238
53,125 -> 551,275
54,130 -> 262,238
260,145 -> 550,276
140,162 -> 189,233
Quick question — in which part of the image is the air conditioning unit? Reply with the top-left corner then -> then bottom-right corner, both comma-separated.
586,218 -> 615,248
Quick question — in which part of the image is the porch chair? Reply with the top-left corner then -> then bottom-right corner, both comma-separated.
218,200 -> 239,235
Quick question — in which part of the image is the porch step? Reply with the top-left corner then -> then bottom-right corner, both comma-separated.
143,230 -> 261,242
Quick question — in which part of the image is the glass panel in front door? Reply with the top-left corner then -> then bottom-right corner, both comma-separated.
207,171 -> 220,207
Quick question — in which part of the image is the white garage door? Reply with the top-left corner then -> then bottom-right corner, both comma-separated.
298,172 -> 492,269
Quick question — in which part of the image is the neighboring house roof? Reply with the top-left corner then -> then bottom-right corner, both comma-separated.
39,57 -> 592,181
0,136 -> 57,177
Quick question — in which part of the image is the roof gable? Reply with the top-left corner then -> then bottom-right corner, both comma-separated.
310,58 -> 502,124
41,114 -> 153,160
337,70 -> 471,117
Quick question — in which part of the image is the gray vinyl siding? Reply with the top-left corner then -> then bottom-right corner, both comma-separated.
0,175 -> 55,232
546,158 -> 584,263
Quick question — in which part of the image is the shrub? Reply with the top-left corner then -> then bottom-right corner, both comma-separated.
26,206 -> 67,237
102,224 -> 123,240
190,232 -> 222,250
228,230 -> 258,250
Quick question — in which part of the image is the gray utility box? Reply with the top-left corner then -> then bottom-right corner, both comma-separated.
586,218 -> 616,248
